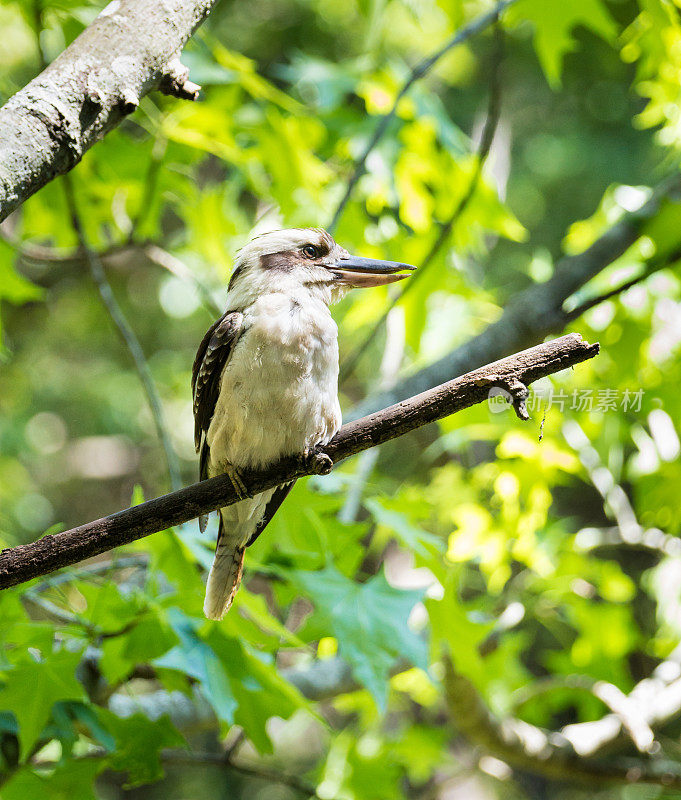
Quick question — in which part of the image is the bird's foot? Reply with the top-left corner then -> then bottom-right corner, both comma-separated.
301,447 -> 333,476
224,462 -> 250,499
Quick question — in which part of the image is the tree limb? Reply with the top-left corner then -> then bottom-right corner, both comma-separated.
445,654 -> 681,787
0,0 -> 218,221
352,177 -> 681,419
62,175 -> 182,492
0,333 -> 598,589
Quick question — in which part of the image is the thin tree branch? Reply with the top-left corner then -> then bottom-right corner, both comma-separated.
352,176 -> 681,419
143,243 -> 223,315
0,333 -> 598,589
445,652 -> 681,787
563,420 -> 642,543
510,675 -> 655,755
563,245 -> 681,323
327,0 -> 517,233
62,175 -> 182,491
340,22 -> 505,378
25,746 -> 323,799
161,749 -> 323,798
0,0 -> 216,221
1,229 -> 222,317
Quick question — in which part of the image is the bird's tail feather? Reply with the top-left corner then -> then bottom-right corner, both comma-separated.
203,517 -> 246,620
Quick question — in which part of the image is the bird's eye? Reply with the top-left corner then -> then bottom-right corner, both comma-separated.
302,244 -> 318,259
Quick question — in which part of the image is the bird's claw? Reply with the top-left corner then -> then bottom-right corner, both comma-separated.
225,462 -> 251,499
301,448 -> 333,475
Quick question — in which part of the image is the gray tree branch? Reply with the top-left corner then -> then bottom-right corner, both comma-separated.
62,175 -> 183,491
327,0 -> 517,232
352,176 -> 681,419
444,652 -> 681,787
0,333 -> 597,589
0,0 -> 218,221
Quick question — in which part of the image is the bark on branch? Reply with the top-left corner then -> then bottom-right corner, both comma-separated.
0,333 -> 598,590
0,0 -> 217,221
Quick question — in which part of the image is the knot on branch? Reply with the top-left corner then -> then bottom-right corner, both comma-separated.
159,57 -> 201,101
479,375 -> 530,420
119,89 -> 140,115
502,377 -> 530,421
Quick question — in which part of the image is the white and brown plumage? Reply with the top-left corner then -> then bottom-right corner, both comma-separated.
192,228 -> 414,619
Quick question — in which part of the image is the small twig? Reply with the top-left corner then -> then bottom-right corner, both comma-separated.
62,175 -> 182,491
340,22 -> 505,378
159,56 -> 202,101
32,555 -> 149,593
224,729 -> 246,760
143,243 -> 223,314
2,228 -> 222,318
0,333 -> 598,589
327,0 -> 517,233
577,525 -> 681,557
563,246 -> 681,323
538,402 -> 546,441
510,675 -> 656,755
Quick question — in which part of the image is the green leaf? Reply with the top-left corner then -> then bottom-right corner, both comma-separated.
0,759 -> 103,800
511,0 -> 617,86
0,240 -> 43,346
0,242 -> 42,305
319,732 -> 404,800
364,497 -> 444,558
100,609 -> 179,684
72,579 -> 146,632
248,481 -> 367,576
290,566 -> 427,709
97,710 -> 185,787
46,701 -> 116,758
154,609 -> 309,751
426,567 -> 493,686
0,650 -> 86,758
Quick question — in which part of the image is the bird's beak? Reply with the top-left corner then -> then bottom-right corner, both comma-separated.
331,255 -> 416,288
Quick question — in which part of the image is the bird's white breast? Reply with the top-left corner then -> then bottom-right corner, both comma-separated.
206,291 -> 342,473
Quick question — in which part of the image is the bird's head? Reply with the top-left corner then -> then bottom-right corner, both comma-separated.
227,228 -> 415,306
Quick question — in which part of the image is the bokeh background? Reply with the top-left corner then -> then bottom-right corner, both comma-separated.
2,0 -> 681,797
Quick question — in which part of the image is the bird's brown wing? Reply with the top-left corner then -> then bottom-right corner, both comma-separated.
192,311 -> 244,530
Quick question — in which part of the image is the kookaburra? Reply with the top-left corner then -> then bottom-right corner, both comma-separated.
192,227 -> 415,620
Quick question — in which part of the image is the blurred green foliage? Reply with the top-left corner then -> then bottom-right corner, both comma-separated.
2,0 -> 681,798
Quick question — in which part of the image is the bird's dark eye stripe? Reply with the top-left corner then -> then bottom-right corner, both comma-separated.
302,244 -> 318,258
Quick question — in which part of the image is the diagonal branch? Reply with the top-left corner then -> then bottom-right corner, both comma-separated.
340,21 -> 506,378
0,0 -> 217,221
0,333 -> 598,590
352,176 -> 681,419
62,176 -> 182,492
327,0 -> 517,233
445,654 -> 681,787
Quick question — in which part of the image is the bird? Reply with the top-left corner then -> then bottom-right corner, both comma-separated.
192,227 -> 415,620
